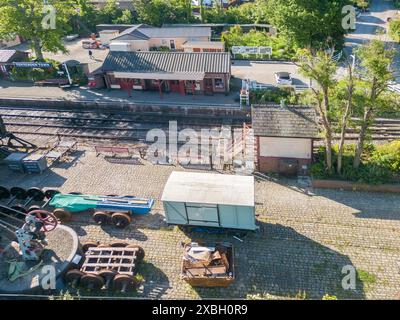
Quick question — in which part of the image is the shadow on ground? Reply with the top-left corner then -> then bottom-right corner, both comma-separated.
310,188 -> 400,221
136,261 -> 171,299
184,222 -> 365,300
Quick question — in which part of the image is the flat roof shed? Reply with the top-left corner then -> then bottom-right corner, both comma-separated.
161,172 -> 256,230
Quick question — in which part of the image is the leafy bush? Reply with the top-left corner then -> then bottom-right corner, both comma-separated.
222,26 -> 296,60
311,141 -> 400,184
322,294 -> 338,300
250,87 -> 299,104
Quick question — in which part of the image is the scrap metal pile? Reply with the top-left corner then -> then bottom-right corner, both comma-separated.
181,242 -> 235,287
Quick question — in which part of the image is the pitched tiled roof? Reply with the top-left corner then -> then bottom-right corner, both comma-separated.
251,105 -> 319,138
102,51 -> 231,74
0,50 -> 18,63
112,26 -> 211,41
112,24 -> 151,41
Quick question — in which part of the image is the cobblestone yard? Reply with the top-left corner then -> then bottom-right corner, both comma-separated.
1,140 -> 400,299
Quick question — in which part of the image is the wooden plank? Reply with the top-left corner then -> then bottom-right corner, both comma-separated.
85,254 -> 136,259
82,262 -> 136,268
87,247 -> 139,253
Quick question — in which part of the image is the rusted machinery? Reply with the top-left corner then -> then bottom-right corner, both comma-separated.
0,204 -> 58,261
64,242 -> 145,293
0,115 -> 36,151
181,242 -> 235,287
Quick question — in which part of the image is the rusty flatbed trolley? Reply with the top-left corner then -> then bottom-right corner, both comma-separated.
64,242 -> 145,293
181,242 -> 235,287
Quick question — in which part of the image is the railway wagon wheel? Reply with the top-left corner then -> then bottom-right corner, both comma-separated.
98,269 -> 118,290
27,205 -> 41,213
64,269 -> 85,288
92,211 -> 111,225
110,242 -> 128,247
45,189 -> 60,200
80,273 -> 105,291
111,212 -> 132,229
26,187 -> 45,202
113,274 -> 138,294
10,187 -> 28,200
53,208 -> 72,223
0,186 -> 10,200
97,244 -> 112,248
126,244 -> 145,262
82,242 -> 99,253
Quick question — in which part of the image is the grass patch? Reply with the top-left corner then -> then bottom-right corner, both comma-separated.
357,269 -> 377,286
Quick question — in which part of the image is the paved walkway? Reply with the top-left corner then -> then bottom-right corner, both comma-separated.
0,80 -> 239,108
1,138 -> 400,299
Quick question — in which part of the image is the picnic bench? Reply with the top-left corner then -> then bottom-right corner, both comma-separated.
34,79 -> 70,87
95,146 -> 131,157
94,146 -> 142,165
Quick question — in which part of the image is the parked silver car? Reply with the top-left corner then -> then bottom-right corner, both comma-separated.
275,72 -> 293,85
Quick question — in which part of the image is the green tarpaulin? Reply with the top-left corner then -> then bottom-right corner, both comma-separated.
49,194 -> 101,212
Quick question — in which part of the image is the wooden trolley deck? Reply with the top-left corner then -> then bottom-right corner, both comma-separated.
83,246 -> 140,275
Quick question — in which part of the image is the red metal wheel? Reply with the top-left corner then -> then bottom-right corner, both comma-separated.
98,269 -> 118,289
111,212 -> 132,229
80,273 -> 105,291
92,211 -> 111,225
113,274 -> 137,293
82,242 -> 98,253
64,269 -> 85,287
110,242 -> 128,247
29,210 -> 58,232
53,208 -> 72,223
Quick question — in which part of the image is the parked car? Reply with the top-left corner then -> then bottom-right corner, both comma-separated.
275,72 -> 293,85
65,34 -> 79,41
82,40 -> 105,50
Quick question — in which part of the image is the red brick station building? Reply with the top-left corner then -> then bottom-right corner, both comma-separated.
100,51 -> 231,96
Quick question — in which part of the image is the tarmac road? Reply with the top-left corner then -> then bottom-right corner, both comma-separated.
343,0 -> 400,82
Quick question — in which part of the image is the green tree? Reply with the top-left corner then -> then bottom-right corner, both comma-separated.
97,0 -> 124,24
133,0 -> 194,26
262,0 -> 350,48
352,40 -> 395,168
297,48 -> 338,171
0,0 -> 76,60
70,0 -> 98,35
114,9 -> 135,24
389,16 -> 400,42
334,56 -> 356,174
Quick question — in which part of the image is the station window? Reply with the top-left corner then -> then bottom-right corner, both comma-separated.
214,78 -> 224,89
133,79 -> 141,85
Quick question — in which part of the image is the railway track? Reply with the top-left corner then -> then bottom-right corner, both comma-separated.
0,107 -> 399,142
0,107 -> 247,141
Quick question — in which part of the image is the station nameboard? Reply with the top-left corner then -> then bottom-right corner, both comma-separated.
12,62 -> 52,68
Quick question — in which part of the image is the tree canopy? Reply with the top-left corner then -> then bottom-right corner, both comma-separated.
262,0 -> 351,48
0,0 -> 76,60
